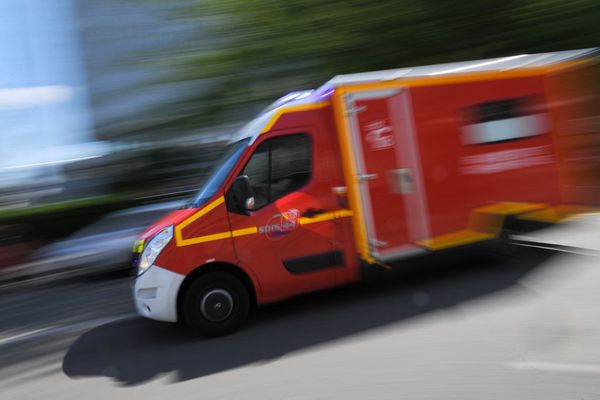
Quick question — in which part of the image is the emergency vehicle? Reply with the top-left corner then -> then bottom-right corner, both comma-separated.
132,48 -> 600,336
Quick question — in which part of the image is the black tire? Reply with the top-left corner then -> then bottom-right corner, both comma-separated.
182,272 -> 250,337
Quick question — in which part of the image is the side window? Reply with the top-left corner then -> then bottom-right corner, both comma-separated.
270,135 -> 311,200
242,134 -> 311,209
242,142 -> 269,209
461,96 -> 549,145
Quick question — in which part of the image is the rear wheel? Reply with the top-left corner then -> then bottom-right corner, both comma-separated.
182,272 -> 250,337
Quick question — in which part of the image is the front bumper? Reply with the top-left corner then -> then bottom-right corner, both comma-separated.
133,265 -> 185,322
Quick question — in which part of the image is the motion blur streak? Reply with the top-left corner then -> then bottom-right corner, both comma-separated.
2,0 -> 600,399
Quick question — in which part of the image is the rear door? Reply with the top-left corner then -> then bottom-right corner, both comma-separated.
345,89 -> 430,261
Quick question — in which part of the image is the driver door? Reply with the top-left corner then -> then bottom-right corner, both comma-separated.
226,130 -> 343,302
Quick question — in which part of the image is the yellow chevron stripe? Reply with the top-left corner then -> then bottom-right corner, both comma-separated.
231,227 -> 258,237
175,196 -> 225,246
176,207 -> 352,247
178,231 -> 232,246
260,102 -> 330,134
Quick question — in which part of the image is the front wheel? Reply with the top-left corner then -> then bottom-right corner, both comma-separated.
182,272 -> 250,337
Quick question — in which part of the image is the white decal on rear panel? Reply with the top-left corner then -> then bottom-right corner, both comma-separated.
460,145 -> 554,175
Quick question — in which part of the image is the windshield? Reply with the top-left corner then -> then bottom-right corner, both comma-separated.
190,138 -> 250,207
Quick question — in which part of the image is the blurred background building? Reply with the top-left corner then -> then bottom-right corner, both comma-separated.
0,0 -> 228,212
0,0 -> 226,266
77,0 -> 198,140
0,0 -> 96,200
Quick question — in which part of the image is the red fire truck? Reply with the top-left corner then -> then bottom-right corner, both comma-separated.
132,48 -> 600,336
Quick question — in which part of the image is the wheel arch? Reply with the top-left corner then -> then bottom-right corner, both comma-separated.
176,262 -> 259,320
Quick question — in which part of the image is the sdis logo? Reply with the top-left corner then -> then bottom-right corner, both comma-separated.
259,209 -> 300,240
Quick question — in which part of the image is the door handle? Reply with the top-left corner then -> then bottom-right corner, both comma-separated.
301,208 -> 326,218
389,168 -> 413,194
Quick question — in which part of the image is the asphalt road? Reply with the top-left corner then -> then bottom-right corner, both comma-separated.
1,247 -> 600,399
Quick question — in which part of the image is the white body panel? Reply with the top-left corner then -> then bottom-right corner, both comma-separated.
134,265 -> 185,322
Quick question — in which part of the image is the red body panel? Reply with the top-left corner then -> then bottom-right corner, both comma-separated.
410,77 -> 562,236
156,199 -> 240,275
282,108 -> 362,285
544,64 -> 600,205
227,111 -> 358,303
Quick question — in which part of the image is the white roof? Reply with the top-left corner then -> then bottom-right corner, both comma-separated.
327,48 -> 598,87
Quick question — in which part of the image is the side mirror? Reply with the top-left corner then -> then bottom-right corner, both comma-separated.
232,175 -> 255,212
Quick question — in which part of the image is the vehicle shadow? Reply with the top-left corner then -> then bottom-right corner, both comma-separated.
62,246 -> 555,386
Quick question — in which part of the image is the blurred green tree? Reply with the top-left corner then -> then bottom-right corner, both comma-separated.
148,0 -> 600,128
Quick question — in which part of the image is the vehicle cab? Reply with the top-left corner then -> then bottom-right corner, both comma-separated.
132,89 -> 358,336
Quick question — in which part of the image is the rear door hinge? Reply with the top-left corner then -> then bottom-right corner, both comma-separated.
369,238 -> 389,248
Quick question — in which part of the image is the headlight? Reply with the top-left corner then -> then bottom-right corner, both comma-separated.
138,225 -> 173,275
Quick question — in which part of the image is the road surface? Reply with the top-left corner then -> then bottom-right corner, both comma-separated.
1,247 -> 599,399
